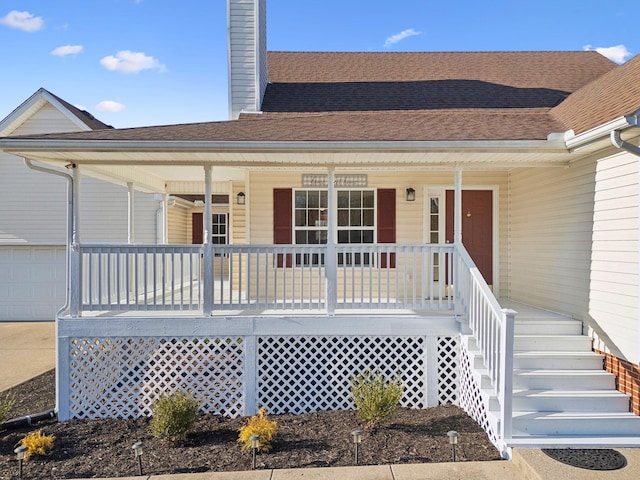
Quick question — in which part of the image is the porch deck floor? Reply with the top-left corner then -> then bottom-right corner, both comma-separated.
65,299 -> 571,321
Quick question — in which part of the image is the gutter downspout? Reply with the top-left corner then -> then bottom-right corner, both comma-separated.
24,159 -> 73,318
23,159 -> 75,420
611,130 -> 640,157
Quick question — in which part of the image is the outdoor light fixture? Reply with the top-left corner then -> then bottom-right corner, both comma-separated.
351,429 -> 363,465
237,192 -> 246,205
406,187 -> 416,202
15,445 -> 27,479
447,430 -> 459,462
250,435 -> 260,469
132,441 -> 144,476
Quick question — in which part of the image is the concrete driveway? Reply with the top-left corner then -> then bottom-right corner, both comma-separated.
0,322 -> 55,391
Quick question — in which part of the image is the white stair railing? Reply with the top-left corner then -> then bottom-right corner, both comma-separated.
455,243 -> 515,448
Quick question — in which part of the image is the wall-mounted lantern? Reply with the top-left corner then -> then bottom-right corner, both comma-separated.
406,188 -> 416,202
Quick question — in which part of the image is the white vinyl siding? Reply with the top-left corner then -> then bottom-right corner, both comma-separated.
168,206 -> 189,244
9,103 -> 83,135
79,181 -> 157,243
228,0 -> 267,119
589,152 -> 638,363
0,154 -> 68,244
509,153 -> 639,364
508,161 -> 595,314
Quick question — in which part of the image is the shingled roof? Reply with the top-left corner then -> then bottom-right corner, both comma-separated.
5,51 -> 637,144
257,51 -> 620,141
551,53 -> 640,135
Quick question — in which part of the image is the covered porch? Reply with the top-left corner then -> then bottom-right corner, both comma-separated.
2,135 -> 582,457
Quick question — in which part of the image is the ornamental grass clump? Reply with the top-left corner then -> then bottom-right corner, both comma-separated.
0,392 -> 14,423
238,408 -> 278,452
150,391 -> 201,443
20,430 -> 55,460
350,369 -> 404,428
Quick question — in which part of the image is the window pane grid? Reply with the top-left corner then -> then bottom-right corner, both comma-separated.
294,188 -> 375,266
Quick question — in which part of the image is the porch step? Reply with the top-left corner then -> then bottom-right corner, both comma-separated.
512,411 -> 640,436
514,335 -> 592,351
513,351 -> 604,370
512,369 -> 616,390
514,319 -> 583,336
497,389 -> 631,412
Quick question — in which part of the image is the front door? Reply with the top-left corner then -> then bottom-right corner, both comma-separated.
445,190 -> 493,285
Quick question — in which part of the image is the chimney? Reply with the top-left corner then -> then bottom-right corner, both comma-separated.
228,0 -> 267,120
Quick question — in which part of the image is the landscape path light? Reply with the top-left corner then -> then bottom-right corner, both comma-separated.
14,445 -> 27,479
132,441 -> 144,476
351,429 -> 363,465
447,430 -> 459,462
250,434 -> 260,469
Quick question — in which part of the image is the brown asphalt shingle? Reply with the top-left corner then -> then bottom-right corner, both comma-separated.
10,109 -> 564,142
6,51 -> 636,143
551,54 -> 640,134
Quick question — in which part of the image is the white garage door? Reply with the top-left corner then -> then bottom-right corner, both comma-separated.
0,246 -> 66,321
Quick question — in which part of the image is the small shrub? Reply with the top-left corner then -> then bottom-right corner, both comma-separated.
238,408 -> 278,452
350,369 -> 404,428
150,391 -> 200,442
20,430 -> 55,461
0,392 -> 14,423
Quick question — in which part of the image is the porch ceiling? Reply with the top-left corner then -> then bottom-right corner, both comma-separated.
1,138 -> 578,190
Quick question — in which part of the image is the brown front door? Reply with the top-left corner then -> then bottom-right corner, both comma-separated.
445,190 -> 493,285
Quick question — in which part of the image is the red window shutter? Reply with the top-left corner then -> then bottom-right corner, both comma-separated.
192,213 -> 204,244
273,188 -> 292,267
377,189 -> 396,268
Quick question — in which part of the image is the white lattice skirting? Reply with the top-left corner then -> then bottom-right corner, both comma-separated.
458,340 -> 498,447
59,325 -> 459,420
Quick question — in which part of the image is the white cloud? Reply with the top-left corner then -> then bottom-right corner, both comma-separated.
51,45 -> 83,56
0,10 -> 44,32
96,101 -> 125,113
100,50 -> 167,74
384,28 -> 422,48
583,44 -> 632,64
74,104 -> 87,111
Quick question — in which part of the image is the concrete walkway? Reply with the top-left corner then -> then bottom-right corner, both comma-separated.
69,448 -> 640,480
4,322 -> 640,480
0,321 -> 55,391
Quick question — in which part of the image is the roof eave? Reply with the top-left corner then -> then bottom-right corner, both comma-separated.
0,138 -> 568,155
565,112 -> 640,152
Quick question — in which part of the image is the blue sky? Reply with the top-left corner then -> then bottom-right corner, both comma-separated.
1,1 -> 638,129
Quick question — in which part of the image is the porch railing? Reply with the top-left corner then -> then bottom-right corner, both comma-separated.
70,243 -> 456,315
454,243 -> 515,449
76,244 -> 202,312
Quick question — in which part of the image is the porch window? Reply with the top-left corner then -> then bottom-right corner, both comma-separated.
274,188 -> 395,268
292,188 -> 375,266
294,189 -> 328,265
211,213 -> 227,246
336,189 -> 375,265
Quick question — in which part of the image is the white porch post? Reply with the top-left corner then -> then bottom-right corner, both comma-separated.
326,167 -> 337,315
127,182 -> 135,244
162,193 -> 170,244
454,169 -> 462,245
203,166 -> 213,315
70,164 -> 81,317
499,308 -> 516,445
453,168 -> 463,317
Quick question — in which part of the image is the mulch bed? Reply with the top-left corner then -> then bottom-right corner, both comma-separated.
0,369 -> 502,479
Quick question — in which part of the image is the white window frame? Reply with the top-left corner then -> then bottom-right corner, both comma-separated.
292,188 -> 377,266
